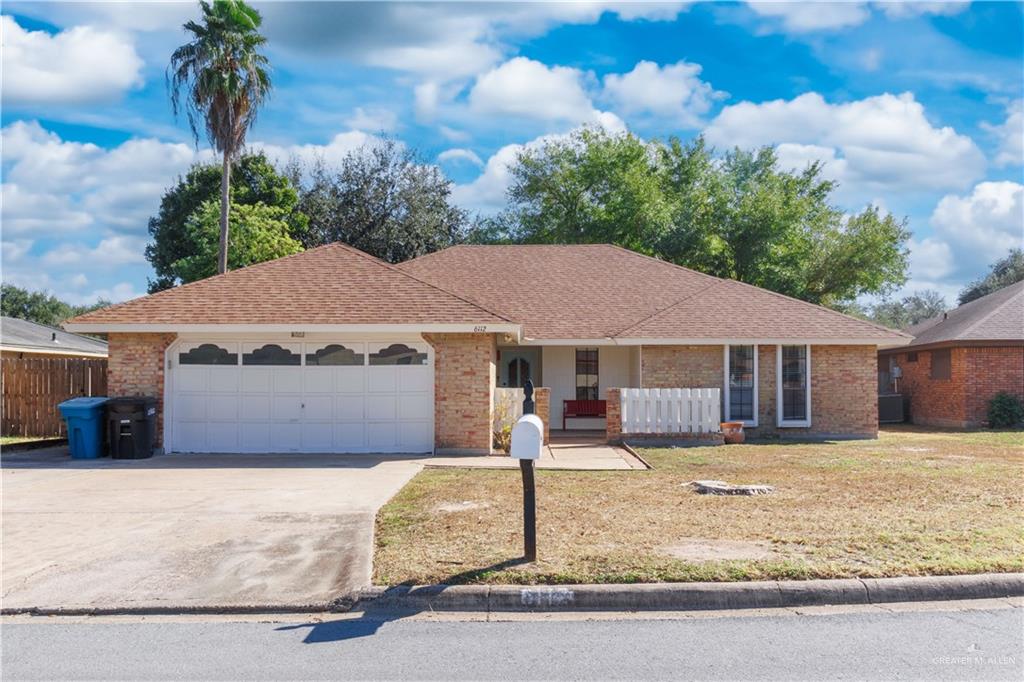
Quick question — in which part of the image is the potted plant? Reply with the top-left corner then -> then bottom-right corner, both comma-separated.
720,421 -> 745,444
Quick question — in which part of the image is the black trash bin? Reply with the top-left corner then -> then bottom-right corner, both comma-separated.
106,396 -> 157,459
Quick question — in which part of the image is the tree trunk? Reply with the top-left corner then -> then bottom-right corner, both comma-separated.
218,150 -> 231,274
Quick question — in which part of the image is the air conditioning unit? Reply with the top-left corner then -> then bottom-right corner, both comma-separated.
878,394 -> 905,423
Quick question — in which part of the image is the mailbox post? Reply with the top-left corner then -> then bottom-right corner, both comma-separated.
510,380 -> 542,561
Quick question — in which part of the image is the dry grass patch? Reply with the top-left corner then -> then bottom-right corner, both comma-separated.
374,427 -> 1024,585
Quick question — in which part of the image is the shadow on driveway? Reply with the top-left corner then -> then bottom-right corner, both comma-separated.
277,559 -> 533,644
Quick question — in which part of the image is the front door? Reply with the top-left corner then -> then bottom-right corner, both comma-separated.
498,348 -> 539,388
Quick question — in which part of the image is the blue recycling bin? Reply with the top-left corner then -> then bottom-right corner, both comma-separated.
58,397 -> 108,459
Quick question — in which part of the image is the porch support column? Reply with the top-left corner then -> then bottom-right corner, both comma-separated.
606,387 -> 622,444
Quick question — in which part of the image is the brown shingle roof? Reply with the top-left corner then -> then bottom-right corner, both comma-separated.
901,280 -> 1023,349
398,244 -> 908,342
67,243 -> 511,327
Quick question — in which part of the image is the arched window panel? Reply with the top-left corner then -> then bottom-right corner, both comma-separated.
242,344 -> 301,366
306,344 -> 364,366
179,343 -> 238,365
369,343 -> 428,366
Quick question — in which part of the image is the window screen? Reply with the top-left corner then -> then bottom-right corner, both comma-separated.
728,345 -> 755,421
575,348 -> 599,401
930,349 -> 951,380
781,345 -> 808,421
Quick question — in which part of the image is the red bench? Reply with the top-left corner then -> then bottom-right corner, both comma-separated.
562,399 -> 607,430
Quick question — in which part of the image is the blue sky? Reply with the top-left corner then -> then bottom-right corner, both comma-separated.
2,1 -> 1022,306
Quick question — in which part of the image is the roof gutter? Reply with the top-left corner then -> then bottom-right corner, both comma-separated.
0,345 -> 108,357
62,322 -> 522,336
518,337 -> 912,347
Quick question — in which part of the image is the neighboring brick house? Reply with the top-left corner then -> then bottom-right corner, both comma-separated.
878,281 -> 1024,428
65,243 -> 909,455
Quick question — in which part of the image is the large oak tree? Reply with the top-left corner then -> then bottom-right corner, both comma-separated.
484,128 -> 911,307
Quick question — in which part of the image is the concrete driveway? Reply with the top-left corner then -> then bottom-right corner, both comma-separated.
1,447 -> 423,612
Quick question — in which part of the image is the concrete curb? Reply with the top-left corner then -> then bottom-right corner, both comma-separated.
4,574 -> 1019,617
357,573 -> 1024,613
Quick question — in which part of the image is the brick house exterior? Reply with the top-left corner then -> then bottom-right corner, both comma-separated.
67,243 -> 909,454
423,332 -> 496,454
881,345 -> 1024,427
631,344 -> 877,437
878,282 -> 1023,428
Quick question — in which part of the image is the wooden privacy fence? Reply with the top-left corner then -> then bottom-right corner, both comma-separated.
1,357 -> 108,437
620,387 -> 721,434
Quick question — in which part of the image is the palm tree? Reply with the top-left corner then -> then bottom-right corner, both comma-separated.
168,0 -> 271,274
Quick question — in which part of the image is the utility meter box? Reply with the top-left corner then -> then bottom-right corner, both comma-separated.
510,414 -> 544,460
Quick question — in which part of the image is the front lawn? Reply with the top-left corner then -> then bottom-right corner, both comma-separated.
374,427 -> 1024,585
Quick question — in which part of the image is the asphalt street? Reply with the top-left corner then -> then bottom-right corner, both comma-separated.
3,602 -> 1021,681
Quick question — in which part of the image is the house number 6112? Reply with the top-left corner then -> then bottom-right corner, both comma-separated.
473,326 -> 487,332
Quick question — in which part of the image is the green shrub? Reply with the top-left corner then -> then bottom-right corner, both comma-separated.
987,392 -> 1024,428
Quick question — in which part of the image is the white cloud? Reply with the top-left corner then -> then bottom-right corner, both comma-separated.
63,281 -> 145,306
41,236 -> 147,268
344,107 -> 399,133
256,2 -> 687,81
1,121 -> 203,237
0,121 -> 387,304
253,131 -> 381,167
439,126 -> 471,142
929,181 -> 1024,273
705,92 -> 986,200
745,1 -> 968,33
602,60 -> 725,127
438,149 -> 484,167
746,2 -> 870,31
1,239 -> 34,264
907,236 -> 955,281
469,58 -> 596,122
1,184 -> 92,236
68,273 -> 89,289
452,143 -> 527,214
1,16 -> 143,106
465,58 -> 629,131
875,2 -> 970,20
981,100 -> 1024,168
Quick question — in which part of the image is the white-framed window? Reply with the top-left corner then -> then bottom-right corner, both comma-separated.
723,344 -> 758,426
776,345 -> 811,427
575,347 -> 599,400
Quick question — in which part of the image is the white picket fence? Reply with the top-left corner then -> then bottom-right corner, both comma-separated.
619,388 -> 721,434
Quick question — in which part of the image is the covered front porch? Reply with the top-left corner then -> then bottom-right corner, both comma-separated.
493,342 -> 732,446
496,344 -> 642,433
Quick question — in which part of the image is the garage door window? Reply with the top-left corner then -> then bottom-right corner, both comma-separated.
243,344 -> 301,366
369,343 -> 427,365
179,343 -> 238,365
306,344 -> 364,366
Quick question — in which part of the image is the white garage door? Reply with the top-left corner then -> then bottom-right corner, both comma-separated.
169,339 -> 434,454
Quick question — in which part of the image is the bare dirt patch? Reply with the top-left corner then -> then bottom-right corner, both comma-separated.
661,538 -> 777,562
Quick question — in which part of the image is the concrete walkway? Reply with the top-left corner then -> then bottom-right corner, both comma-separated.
427,433 -> 647,471
2,447 -> 423,612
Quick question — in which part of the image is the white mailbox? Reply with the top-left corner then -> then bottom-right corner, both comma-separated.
510,414 -> 544,460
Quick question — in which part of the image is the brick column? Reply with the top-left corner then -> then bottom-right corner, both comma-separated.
423,332 -> 496,455
107,332 -> 177,448
534,387 -> 550,444
606,387 -> 622,444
